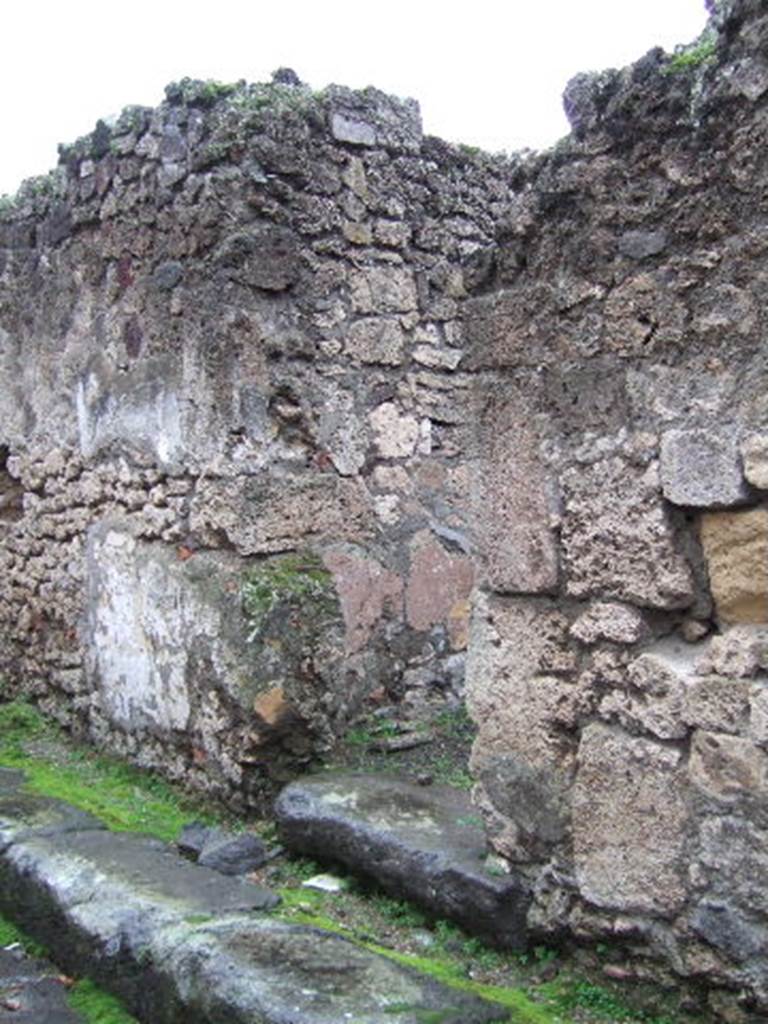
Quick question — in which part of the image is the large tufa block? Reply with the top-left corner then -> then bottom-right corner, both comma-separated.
660,429 -> 750,508
573,723 -> 689,916
561,456 -> 694,609
700,507 -> 768,624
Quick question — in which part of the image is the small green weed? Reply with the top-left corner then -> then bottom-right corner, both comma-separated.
241,551 -> 336,639
345,718 -> 400,747
432,706 -> 475,738
0,912 -> 47,958
371,894 -> 428,929
429,755 -> 473,790
666,33 -> 716,73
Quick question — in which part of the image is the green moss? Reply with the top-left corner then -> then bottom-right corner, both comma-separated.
241,551 -> 337,639
0,911 -> 47,957
0,701 -> 223,842
276,904 -> 555,1023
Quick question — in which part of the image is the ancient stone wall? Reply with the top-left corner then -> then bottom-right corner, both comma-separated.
0,77 -> 517,804
2,0 -> 768,1012
465,0 -> 768,1014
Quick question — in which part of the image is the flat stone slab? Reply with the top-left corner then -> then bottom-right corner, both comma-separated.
275,772 -> 530,950
0,770 -> 506,1024
0,947 -> 83,1024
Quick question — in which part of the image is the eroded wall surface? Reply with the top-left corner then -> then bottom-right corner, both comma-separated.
2,0 -> 768,1011
465,0 -> 768,1013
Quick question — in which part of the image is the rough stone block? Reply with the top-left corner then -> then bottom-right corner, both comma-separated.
323,546 -> 403,655
349,266 -> 417,314
190,474 -> 373,555
684,676 -> 751,735
369,401 -> 420,458
700,507 -> 768,624
599,642 -> 698,741
691,901 -> 767,962
697,815 -> 768,917
473,755 -> 572,864
618,230 -> 667,260
344,317 -> 404,365
561,457 -> 694,609
570,601 -> 647,645
749,685 -> 768,746
699,625 -> 768,678
741,433 -> 768,489
660,429 -> 749,508
573,723 -> 688,916
467,593 -> 578,774
473,389 -> 559,594
689,730 -> 768,802
330,113 -> 376,147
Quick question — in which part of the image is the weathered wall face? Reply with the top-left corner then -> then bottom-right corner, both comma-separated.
465,0 -> 768,1013
3,0 -> 768,1012
0,78 -> 516,804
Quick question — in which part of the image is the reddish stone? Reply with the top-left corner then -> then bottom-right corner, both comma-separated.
405,530 -> 474,648
323,547 -> 403,655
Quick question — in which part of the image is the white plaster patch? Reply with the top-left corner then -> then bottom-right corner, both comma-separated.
86,526 -> 193,733
369,402 -> 419,458
77,373 -> 183,466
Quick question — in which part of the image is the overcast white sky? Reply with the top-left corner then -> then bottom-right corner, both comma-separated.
2,0 -> 708,197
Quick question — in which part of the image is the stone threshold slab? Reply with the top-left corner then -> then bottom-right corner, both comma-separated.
275,772 -> 530,950
0,769 -> 506,1024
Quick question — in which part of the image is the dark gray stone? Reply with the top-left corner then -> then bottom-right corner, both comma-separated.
0,790 -> 105,853
618,230 -> 668,259
330,113 -> 376,147
691,900 -> 767,961
161,918 -> 507,1024
0,948 -> 84,1024
197,829 -> 268,875
152,260 -> 184,291
275,772 -> 530,950
214,227 -> 300,291
271,67 -> 302,86
177,820 -> 210,860
660,429 -> 750,508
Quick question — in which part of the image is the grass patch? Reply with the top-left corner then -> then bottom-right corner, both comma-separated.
68,979 -> 138,1024
0,701 -> 225,842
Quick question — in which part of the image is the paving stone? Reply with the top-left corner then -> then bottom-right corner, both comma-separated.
0,772 -> 505,1024
275,771 -> 530,950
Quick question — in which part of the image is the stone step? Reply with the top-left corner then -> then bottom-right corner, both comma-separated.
275,772 -> 530,950
0,768 -> 507,1024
